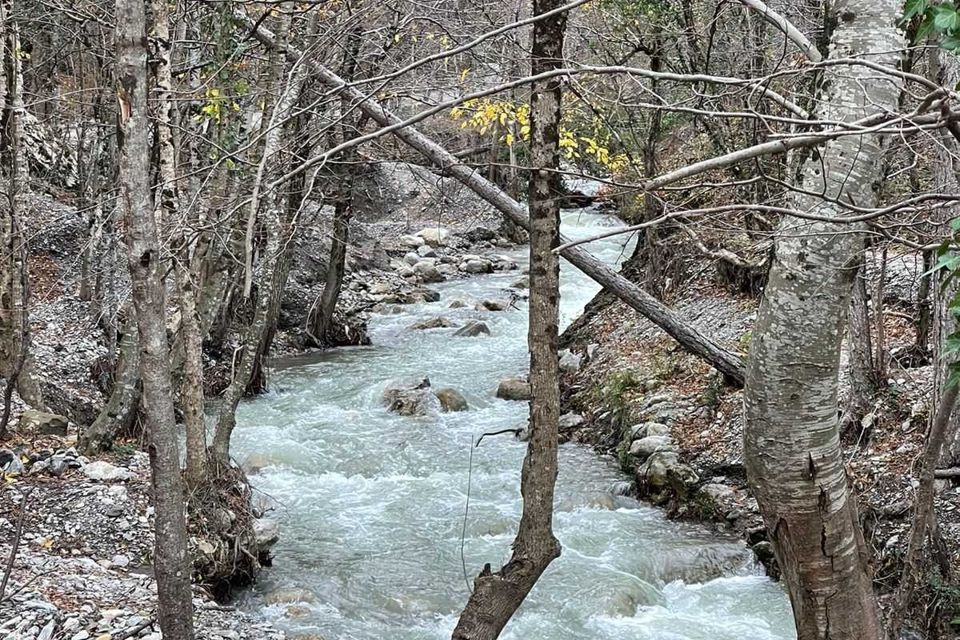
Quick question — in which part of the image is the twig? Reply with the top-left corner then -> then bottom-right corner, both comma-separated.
475,428 -> 524,447
113,617 -> 156,640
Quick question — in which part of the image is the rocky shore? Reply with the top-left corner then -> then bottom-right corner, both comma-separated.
558,268 -> 960,631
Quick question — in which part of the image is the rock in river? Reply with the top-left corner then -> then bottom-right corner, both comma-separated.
382,377 -> 441,416
496,377 -> 531,401
454,321 -> 490,337
409,316 -> 452,330
435,388 -> 468,412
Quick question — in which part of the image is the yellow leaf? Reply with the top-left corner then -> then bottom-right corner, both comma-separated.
505,133 -> 515,146
459,68 -> 470,83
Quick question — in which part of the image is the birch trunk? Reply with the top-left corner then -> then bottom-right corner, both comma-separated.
114,0 -> 195,635
451,1 -> 564,637
743,0 -> 904,637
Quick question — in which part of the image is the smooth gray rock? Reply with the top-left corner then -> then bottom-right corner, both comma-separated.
496,378 -> 531,401
629,435 -> 676,459
82,461 -> 133,482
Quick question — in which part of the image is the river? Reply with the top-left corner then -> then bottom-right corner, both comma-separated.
231,205 -> 795,639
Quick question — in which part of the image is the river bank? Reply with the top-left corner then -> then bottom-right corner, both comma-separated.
558,260 -> 960,635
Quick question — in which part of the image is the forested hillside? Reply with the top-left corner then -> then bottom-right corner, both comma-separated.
1,0 -> 960,638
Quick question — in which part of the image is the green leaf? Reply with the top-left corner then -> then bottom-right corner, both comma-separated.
943,33 -> 960,50
933,4 -> 960,31
903,0 -> 928,21
950,216 -> 960,232
917,16 -> 937,40
922,249 -> 960,277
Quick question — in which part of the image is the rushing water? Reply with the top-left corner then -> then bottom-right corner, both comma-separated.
232,206 -> 795,640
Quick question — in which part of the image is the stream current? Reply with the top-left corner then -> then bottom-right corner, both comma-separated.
233,205 -> 795,639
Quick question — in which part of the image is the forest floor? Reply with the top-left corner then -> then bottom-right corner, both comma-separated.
559,255 -> 960,637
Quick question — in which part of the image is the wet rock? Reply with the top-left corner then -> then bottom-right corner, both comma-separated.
411,288 -> 441,303
242,453 -> 280,475
629,435 -> 676,459
435,388 -> 468,412
479,299 -> 509,311
511,276 -> 529,289
253,518 -> 280,549
82,460 -> 134,482
454,321 -> 490,337
409,316 -> 452,330
416,227 -> 450,247
496,377 -> 531,401
403,252 -> 419,266
638,451 -> 699,493
448,300 -> 467,309
413,260 -> 444,283
460,258 -> 492,274
20,409 -> 69,436
382,377 -> 441,416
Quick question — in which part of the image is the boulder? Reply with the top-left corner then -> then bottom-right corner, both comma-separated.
403,252 -> 420,266
461,259 -> 492,274
409,316 -> 452,330
479,299 -> 509,311
629,435 -> 676,459
496,377 -> 531,401
83,460 -> 134,482
558,350 -> 582,373
454,321 -> 490,337
435,388 -> 468,412
0,448 -> 24,475
558,412 -> 585,429
416,244 -> 437,258
412,288 -> 441,303
416,226 -> 450,246
638,451 -> 699,493
413,260 -> 444,283
253,518 -> 280,549
382,377 -> 441,416
20,409 -> 69,436
448,300 -> 468,309
630,421 -> 670,439
399,234 -> 424,248
511,276 -> 529,289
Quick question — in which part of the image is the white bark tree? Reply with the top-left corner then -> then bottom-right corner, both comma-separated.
743,0 -> 905,637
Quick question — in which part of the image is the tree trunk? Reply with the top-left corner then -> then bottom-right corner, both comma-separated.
114,0 -> 195,635
308,199 -> 350,346
241,12 -> 747,386
843,262 -> 880,437
0,15 -> 42,421
210,8 -> 313,465
79,322 -> 141,452
742,0 -> 903,637
934,51 -> 960,468
451,2 -> 565,638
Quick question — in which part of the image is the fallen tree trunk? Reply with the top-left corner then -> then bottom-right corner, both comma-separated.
238,10 -> 746,386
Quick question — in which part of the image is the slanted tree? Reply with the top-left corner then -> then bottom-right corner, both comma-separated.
114,0 -> 195,635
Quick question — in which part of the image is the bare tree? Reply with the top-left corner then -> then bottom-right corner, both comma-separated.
451,1 -> 566,637
114,0 -> 195,635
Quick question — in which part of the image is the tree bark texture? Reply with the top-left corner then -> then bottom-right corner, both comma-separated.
934,51 -> 960,468
239,10 -> 747,386
451,2 -> 565,638
743,0 -> 903,638
114,0 -> 195,636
